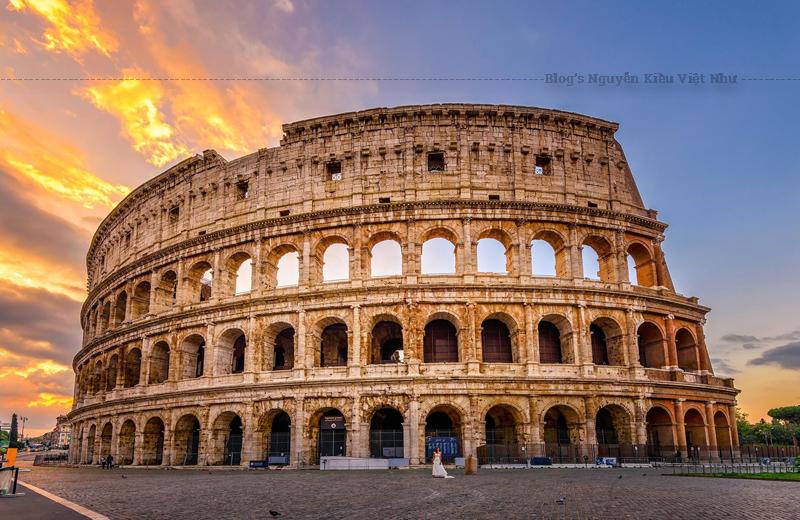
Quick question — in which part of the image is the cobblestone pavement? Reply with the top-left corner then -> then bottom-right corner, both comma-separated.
15,465 -> 800,520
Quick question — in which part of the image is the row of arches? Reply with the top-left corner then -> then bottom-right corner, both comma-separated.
72,401 -> 735,466
86,228 -> 665,340
77,314 -> 705,398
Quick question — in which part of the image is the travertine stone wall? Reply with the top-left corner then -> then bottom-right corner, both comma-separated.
68,104 -> 737,467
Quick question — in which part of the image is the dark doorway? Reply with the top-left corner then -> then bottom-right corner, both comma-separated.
369,408 -> 404,458
318,410 -> 346,458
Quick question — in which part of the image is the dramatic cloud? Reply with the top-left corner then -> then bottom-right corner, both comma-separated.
7,0 -> 118,59
0,169 -> 89,300
80,73 -> 192,167
748,341 -> 800,370
0,108 -> 130,211
721,334 -> 759,343
710,357 -> 741,375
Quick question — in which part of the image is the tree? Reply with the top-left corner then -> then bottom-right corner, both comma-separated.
9,413 -> 18,449
768,405 -> 800,447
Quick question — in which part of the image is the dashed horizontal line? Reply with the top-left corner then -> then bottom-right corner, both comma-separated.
0,77 -> 548,82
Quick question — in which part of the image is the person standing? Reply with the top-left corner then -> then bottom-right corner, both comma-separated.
431,447 -> 453,478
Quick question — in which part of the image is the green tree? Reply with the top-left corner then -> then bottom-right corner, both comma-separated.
8,413 -> 18,449
768,406 -> 800,447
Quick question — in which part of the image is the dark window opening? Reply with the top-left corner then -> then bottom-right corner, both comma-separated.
534,155 -> 551,175
427,152 -> 445,172
379,197 -> 391,204
326,161 -> 342,181
279,209 -> 291,217
423,319 -> 458,362
235,180 -> 249,200
481,319 -> 513,362
538,321 -> 562,364
231,335 -> 246,373
488,194 -> 500,201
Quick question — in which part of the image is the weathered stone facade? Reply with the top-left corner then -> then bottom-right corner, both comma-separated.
68,104 -> 738,467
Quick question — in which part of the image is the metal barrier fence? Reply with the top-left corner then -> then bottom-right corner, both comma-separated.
670,462 -> 800,475
476,443 -> 800,465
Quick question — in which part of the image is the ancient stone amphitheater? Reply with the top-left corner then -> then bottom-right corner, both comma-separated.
68,104 -> 739,468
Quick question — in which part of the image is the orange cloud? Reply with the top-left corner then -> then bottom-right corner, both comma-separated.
7,0 -> 118,59
80,74 -> 191,167
0,247 -> 85,301
0,108 -> 130,211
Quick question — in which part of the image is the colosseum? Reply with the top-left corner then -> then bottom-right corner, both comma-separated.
68,104 -> 739,468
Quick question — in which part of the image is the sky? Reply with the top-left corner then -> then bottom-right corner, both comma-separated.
0,0 -> 798,436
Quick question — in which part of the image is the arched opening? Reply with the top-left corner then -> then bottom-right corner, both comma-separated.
216,329 -> 246,375
370,239 -> 402,277
684,408 -> 707,458
538,320 -> 563,364
531,239 -> 556,276
92,360 -> 103,394
211,412 -> 243,466
156,270 -> 178,309
113,291 -> 127,326
276,251 -> 300,287
646,406 -> 675,459
180,334 -> 206,379
123,348 -> 141,387
476,237 -> 508,274
105,355 -> 118,391
371,320 -> 403,364
590,318 -> 626,366
266,411 -> 291,462
595,405 -> 634,458
322,243 -> 350,282
596,408 -> 619,445
228,252 -> 253,295
118,420 -> 136,465
590,324 -> 609,365
131,281 -> 151,319
582,236 -> 614,282
317,409 -> 346,459
142,417 -> 165,466
174,414 -> 201,465
85,424 -> 96,463
273,327 -> 295,370
148,341 -> 170,384
99,301 -> 111,334
425,406 -> 463,462
485,404 -> 519,448
187,261 -> 213,303
543,406 -> 581,463
637,322 -> 666,368
319,323 -> 348,367
421,237 -> 456,274
481,319 -> 513,363
100,422 -> 113,461
714,411 -> 732,450
369,407 -> 404,458
676,328 -> 700,372
423,319 -> 459,363
626,242 -> 657,287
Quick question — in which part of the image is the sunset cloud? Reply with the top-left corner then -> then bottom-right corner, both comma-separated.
80,75 -> 191,167
7,0 -> 118,59
0,108 -> 130,210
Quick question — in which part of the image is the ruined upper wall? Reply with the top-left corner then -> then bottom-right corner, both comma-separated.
86,104 -> 654,290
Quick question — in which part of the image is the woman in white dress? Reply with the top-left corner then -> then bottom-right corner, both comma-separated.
431,448 -> 454,478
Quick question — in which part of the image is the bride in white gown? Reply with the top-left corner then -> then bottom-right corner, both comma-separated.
431,448 -> 454,478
